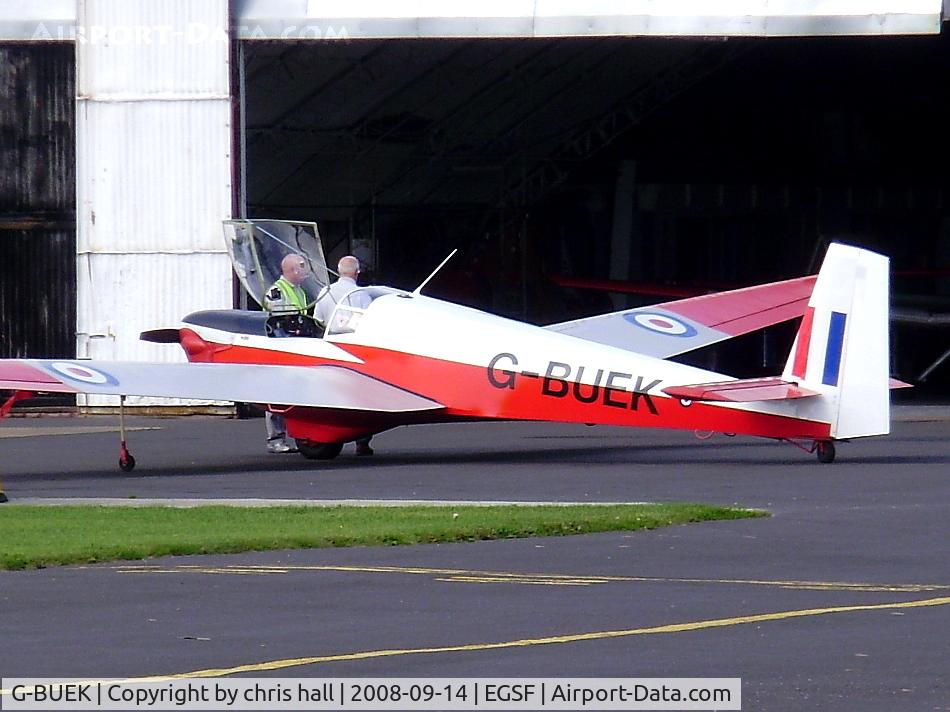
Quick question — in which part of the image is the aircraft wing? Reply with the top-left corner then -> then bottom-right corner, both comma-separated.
0,360 -> 444,412
545,275 -> 817,359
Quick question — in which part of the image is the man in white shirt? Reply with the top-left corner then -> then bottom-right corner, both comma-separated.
314,255 -> 372,326
314,255 -> 375,456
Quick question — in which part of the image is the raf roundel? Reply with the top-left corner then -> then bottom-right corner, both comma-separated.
49,362 -> 119,386
624,312 -> 698,338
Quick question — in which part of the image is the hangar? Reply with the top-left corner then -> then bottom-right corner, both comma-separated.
1,1 -> 948,406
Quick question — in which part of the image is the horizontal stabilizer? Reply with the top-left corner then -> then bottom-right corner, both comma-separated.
0,360 -> 444,413
663,377 -> 820,403
140,328 -> 182,344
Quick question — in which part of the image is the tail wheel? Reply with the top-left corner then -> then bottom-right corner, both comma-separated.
816,441 -> 836,464
297,441 -> 344,460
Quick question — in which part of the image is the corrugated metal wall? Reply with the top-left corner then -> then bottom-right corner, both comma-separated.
75,0 -> 234,406
0,44 -> 76,360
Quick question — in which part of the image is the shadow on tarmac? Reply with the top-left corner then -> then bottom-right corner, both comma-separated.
5,443 -> 946,484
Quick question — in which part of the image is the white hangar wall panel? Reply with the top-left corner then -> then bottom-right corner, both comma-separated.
76,101 -> 232,254
0,1 -> 75,41
75,253 -> 232,408
235,0 -> 944,38
77,1 -> 230,95
76,0 -> 233,407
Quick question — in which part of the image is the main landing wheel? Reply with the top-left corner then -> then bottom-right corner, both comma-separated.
297,441 -> 344,460
815,441 -> 836,464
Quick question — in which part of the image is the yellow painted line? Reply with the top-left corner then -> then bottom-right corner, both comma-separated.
113,563 -> 950,593
118,567 -> 282,576
435,576 -> 604,586
3,595 -> 947,691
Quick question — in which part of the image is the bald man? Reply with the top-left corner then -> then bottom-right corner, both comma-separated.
314,255 -> 375,455
313,255 -> 372,326
264,253 -> 310,316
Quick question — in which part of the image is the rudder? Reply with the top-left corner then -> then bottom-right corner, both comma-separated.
782,243 -> 890,439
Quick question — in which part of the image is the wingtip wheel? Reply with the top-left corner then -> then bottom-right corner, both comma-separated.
815,440 -> 836,464
119,443 -> 136,472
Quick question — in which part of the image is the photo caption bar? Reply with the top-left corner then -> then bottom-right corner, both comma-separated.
0,678 -> 740,711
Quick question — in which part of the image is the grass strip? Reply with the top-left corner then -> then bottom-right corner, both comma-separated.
0,504 -> 765,570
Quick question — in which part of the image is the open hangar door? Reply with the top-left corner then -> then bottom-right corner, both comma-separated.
0,43 -> 76,409
0,44 -> 75,361
241,32 -> 950,397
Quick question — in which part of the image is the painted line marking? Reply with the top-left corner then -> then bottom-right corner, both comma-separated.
0,426 -> 159,440
112,563 -> 950,593
435,576 -> 608,586
3,595 -> 947,689
25,498 -> 655,508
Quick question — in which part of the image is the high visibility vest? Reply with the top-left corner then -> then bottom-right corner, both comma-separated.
266,277 -> 307,314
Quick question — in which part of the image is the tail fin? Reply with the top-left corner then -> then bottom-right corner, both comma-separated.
782,243 -> 890,439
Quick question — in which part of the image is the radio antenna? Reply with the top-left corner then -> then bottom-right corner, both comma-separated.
413,249 -> 458,295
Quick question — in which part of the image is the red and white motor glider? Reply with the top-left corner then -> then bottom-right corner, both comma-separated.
0,233 -> 900,469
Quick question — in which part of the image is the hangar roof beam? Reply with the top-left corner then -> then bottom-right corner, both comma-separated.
248,41 -> 390,143
498,41 -> 751,209
365,41 -> 595,207
411,42 -> 633,206
255,42 -> 473,205
349,43 -> 476,156
233,1 -> 943,39
4,1 -> 942,40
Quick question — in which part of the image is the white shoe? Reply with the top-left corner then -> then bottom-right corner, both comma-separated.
267,439 -> 297,454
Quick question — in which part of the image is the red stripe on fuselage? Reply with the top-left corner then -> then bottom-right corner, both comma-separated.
193,337 -> 831,440
342,344 -> 830,439
182,339 -> 325,366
